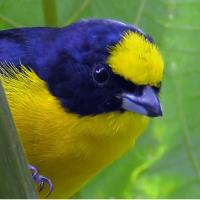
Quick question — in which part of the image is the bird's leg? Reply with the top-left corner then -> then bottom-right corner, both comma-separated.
28,164 -> 53,197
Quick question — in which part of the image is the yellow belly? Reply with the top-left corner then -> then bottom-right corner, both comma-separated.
0,68 -> 148,198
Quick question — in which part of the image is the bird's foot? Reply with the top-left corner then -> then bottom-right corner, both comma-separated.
28,164 -> 53,197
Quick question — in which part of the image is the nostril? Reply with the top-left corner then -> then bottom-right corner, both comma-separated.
134,86 -> 145,96
127,85 -> 145,97
122,79 -> 145,97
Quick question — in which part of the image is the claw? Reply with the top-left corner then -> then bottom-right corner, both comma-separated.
38,175 -> 53,197
28,164 -> 39,181
39,180 -> 44,192
28,164 -> 53,197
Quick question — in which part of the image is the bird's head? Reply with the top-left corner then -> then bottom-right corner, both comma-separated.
48,19 -> 164,117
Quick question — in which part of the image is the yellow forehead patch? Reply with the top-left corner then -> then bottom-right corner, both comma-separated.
107,31 -> 164,86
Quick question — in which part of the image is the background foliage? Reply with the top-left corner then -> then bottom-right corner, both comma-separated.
0,0 -> 200,198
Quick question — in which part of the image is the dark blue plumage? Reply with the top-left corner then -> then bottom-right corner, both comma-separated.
0,19 -> 153,116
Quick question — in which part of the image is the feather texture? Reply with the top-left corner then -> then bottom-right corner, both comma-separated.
0,66 -> 148,198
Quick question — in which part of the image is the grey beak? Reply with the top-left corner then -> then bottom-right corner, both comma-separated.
121,86 -> 163,117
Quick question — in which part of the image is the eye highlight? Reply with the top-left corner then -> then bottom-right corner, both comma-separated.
92,65 -> 110,86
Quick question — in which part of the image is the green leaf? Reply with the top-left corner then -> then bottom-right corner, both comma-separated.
0,82 -> 38,198
0,0 -> 200,198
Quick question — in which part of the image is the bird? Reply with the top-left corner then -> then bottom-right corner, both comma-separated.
0,19 -> 164,198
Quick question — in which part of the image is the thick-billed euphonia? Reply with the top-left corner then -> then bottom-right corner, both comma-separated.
0,19 -> 164,198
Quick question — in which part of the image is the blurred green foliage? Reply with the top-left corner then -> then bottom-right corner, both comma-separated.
0,0 -> 200,198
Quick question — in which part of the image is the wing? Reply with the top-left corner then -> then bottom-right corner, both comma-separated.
0,27 -> 59,80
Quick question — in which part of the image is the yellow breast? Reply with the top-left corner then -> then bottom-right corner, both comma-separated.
0,67 -> 148,198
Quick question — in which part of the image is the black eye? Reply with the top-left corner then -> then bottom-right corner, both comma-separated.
93,65 -> 110,86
